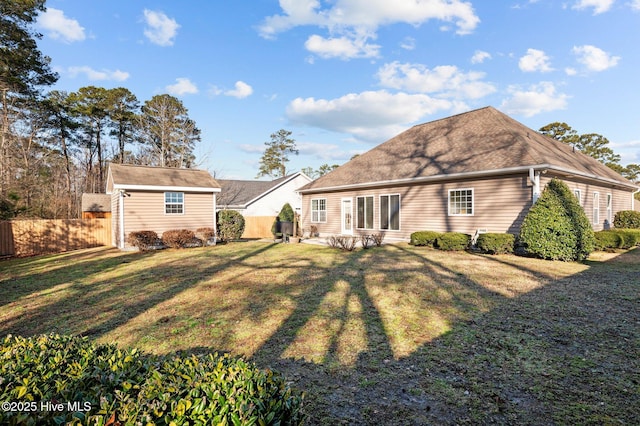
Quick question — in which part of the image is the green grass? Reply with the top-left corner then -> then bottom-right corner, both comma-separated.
1,242 -> 638,425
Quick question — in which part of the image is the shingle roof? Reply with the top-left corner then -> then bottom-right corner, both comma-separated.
108,164 -> 220,190
217,174 -> 294,207
81,193 -> 111,212
299,106 -> 637,192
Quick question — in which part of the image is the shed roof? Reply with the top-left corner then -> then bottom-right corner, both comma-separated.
81,193 -> 111,212
107,164 -> 220,193
299,106 -> 638,193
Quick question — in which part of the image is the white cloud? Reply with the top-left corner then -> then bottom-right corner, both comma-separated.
471,50 -> 491,64
143,9 -> 180,46
632,0 -> 640,10
565,67 -> 578,76
305,33 -> 380,59
519,48 -> 553,72
259,0 -> 479,59
500,82 -> 569,117
298,141 -> 359,161
286,90 -> 456,142
166,78 -> 198,95
572,45 -> 620,71
67,66 -> 129,81
572,0 -> 615,14
225,81 -> 253,99
376,62 -> 496,100
238,144 -> 266,154
38,8 -> 85,43
400,37 -> 416,51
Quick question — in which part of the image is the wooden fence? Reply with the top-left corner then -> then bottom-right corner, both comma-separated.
242,216 -> 276,239
0,219 -> 112,258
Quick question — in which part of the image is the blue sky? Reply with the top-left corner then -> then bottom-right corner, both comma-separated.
36,0 -> 640,180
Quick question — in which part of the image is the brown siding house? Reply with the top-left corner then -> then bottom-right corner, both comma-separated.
298,107 -> 639,241
106,164 -> 221,248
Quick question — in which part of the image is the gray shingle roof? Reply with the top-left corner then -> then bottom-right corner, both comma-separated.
81,193 -> 111,212
217,175 -> 292,207
299,106 -> 637,192
108,164 -> 220,190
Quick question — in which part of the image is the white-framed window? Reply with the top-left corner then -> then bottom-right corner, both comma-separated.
449,189 -> 474,216
380,194 -> 400,230
165,192 -> 184,214
593,192 -> 600,225
311,198 -> 327,223
356,195 -> 374,229
574,189 -> 582,206
606,193 -> 612,224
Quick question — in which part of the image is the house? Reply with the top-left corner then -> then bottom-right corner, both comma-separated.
106,163 -> 221,248
298,106 -> 639,241
81,193 -> 111,219
217,172 -> 312,238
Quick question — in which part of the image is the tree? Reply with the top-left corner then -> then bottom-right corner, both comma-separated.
0,0 -> 58,196
107,87 -> 139,164
138,94 -> 199,168
257,129 -> 298,178
317,163 -> 339,177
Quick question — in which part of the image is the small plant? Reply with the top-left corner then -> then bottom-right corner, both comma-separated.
196,227 -> 216,241
326,235 -> 340,248
435,232 -> 471,251
162,229 -> 197,248
370,232 -> 385,246
475,233 -> 515,254
310,225 -> 319,237
360,234 -> 373,249
217,210 -> 245,242
0,334 -> 305,426
614,210 -> 640,229
410,231 -> 441,247
127,230 -> 160,251
326,235 -> 358,251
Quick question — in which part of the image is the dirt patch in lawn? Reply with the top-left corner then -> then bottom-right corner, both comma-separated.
1,243 -> 638,424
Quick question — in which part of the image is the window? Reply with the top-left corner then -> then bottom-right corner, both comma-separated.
593,192 -> 600,225
449,189 -> 473,216
357,196 -> 374,229
165,192 -> 184,214
574,189 -> 582,206
311,198 -> 326,223
380,194 -> 400,230
606,193 -> 612,224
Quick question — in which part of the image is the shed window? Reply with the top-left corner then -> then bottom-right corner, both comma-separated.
165,192 -> 184,214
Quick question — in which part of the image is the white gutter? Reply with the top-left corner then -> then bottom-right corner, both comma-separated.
298,164 -> 639,194
529,168 -> 541,203
112,183 -> 221,193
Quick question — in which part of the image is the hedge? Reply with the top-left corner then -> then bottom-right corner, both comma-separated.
0,334 -> 304,426
126,231 -> 160,251
435,232 -> 471,251
613,210 -> 640,229
217,210 -> 246,242
409,231 -> 442,247
475,233 -> 515,254
595,229 -> 640,250
161,229 -> 197,248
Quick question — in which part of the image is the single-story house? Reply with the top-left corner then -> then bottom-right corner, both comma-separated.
217,171 -> 312,238
81,193 -> 111,219
106,163 -> 221,248
298,106 -> 639,241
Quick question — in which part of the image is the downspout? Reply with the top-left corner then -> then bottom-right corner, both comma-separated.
119,190 -> 125,249
529,168 -> 541,203
212,192 -> 218,245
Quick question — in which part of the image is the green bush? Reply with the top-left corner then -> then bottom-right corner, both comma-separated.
410,231 -> 442,247
126,230 -> 160,251
0,334 -> 304,426
594,229 -> 640,250
476,233 -> 515,254
272,203 -> 299,237
162,229 -> 197,248
614,210 -> 640,229
519,179 -> 595,261
217,210 -> 245,242
435,232 -> 470,251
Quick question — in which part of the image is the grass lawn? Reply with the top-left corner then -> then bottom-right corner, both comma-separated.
1,241 -> 638,425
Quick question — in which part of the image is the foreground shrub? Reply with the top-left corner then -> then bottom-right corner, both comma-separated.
326,235 -> 357,251
217,210 -> 245,241
0,334 -> 304,426
595,229 -> 640,250
614,210 -> 640,229
196,227 -> 216,241
435,232 -> 470,251
162,229 -> 197,248
519,179 -> 595,261
476,233 -> 515,254
126,230 -> 159,251
410,231 -> 442,247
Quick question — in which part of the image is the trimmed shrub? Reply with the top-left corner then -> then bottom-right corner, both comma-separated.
127,230 -> 160,251
594,229 -> 640,250
162,229 -> 196,248
519,179 -> 595,261
618,229 -> 640,248
196,227 -> 216,241
435,232 -> 471,251
410,231 -> 442,247
0,334 -> 304,426
476,233 -> 515,254
273,203 -> 299,237
217,210 -> 245,242
614,210 -> 640,229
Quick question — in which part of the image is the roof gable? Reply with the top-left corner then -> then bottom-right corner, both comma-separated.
218,172 -> 311,207
107,164 -> 220,193
300,106 -> 636,192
